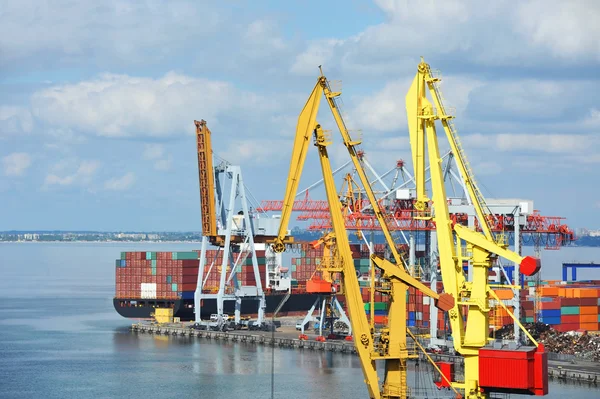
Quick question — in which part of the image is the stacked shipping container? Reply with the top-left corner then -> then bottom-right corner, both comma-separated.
116,250 -> 268,301
523,282 -> 600,332
115,251 -> 185,300
289,242 -> 443,326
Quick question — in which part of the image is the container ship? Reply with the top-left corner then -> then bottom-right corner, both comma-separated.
114,243 -> 397,321
114,244 -> 600,334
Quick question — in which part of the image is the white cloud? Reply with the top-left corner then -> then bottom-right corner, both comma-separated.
2,152 -> 32,176
142,144 -> 172,170
242,19 -> 286,59
143,144 -> 165,160
351,75 -> 483,133
289,0 -> 600,78
515,0 -> 600,60
473,161 -> 503,176
583,108 -> 600,128
463,133 -> 596,155
0,106 -> 33,136
290,39 -> 345,75
30,72 -> 280,139
463,79 -> 597,124
0,1 -> 220,66
44,160 -> 100,187
104,172 -> 135,191
217,139 -> 287,165
353,80 -> 408,133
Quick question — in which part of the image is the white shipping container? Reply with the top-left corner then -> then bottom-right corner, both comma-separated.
423,297 -> 430,306
140,283 -> 157,299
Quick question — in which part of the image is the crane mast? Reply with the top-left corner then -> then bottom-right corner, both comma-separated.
406,59 -> 547,398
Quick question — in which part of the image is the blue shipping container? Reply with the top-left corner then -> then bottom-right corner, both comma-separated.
540,309 -> 561,318
182,291 -> 194,300
120,260 -> 127,267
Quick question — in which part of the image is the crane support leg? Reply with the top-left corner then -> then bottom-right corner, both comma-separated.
382,281 -> 409,399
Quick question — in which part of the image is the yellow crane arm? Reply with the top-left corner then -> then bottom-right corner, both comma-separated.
454,224 -> 541,276
314,125 -> 380,398
371,255 -> 454,311
320,74 -> 406,270
405,65 -> 428,207
195,120 -> 217,237
270,80 -> 324,252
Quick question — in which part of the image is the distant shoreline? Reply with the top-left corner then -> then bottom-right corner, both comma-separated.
0,241 -> 202,244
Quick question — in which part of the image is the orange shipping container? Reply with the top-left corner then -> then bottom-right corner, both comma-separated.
579,288 -> 599,298
580,314 -> 598,323
540,286 -> 559,297
493,289 -> 514,300
558,288 -> 566,297
580,306 -> 598,315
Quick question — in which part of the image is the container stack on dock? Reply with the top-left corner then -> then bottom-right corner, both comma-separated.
524,281 -> 600,332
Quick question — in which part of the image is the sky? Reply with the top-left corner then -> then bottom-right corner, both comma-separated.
1,0 -> 599,231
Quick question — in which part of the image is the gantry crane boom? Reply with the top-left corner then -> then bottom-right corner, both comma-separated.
195,120 -> 217,238
271,70 -> 407,269
319,71 -> 406,270
271,84 -> 324,252
406,59 -> 547,398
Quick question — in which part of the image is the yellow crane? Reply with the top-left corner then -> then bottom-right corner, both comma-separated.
405,58 -> 547,398
270,69 -> 454,399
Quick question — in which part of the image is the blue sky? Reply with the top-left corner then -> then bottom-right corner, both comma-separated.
1,0 -> 599,231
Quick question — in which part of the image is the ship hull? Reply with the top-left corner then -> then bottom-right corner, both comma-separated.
114,292 -> 322,321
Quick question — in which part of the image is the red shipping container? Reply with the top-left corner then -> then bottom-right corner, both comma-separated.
579,298 -> 597,306
560,298 -> 581,306
479,348 -> 536,392
539,300 -> 560,310
561,315 -> 580,323
182,283 -> 196,291
181,275 -> 198,284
